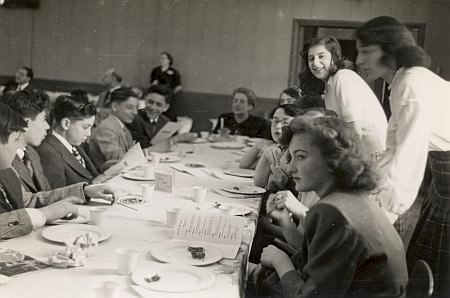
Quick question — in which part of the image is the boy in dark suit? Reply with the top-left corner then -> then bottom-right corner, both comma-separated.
0,103 -> 84,239
37,95 -> 100,188
2,90 -> 52,192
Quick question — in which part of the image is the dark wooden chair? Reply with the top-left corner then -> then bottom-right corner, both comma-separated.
406,259 -> 434,298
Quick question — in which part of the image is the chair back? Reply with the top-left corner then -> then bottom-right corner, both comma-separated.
406,259 -> 433,298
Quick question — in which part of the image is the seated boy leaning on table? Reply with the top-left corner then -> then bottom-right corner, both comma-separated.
89,87 -> 139,172
126,84 -> 196,153
0,103 -> 116,240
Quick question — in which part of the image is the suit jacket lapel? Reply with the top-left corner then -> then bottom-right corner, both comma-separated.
12,155 -> 37,192
47,135 -> 94,179
27,146 -> 51,191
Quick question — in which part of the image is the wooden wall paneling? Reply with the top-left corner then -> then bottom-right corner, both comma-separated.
137,0 -> 159,88
0,9 -> 33,74
165,0 -> 190,89
198,0 -> 222,94
429,1 -> 450,78
369,0 -> 393,17
311,0 -> 352,20
253,0 -> 278,97
183,0 -> 207,93
232,0 -> 258,92
212,0 -> 241,95
272,0 -> 296,91
290,0 -> 313,18
349,0 -> 373,21
391,0 -> 414,22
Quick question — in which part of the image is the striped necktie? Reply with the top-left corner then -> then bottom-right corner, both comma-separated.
22,150 -> 34,177
72,147 -> 86,168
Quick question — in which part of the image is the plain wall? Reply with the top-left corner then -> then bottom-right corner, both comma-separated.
0,0 -> 449,98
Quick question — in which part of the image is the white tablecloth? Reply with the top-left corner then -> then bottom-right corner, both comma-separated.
1,143 -> 262,298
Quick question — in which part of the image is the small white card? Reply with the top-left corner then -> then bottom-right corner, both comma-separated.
155,171 -> 175,193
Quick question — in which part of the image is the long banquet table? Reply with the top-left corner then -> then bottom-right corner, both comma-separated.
1,142 -> 262,298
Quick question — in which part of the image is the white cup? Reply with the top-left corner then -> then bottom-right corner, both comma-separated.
200,131 -> 210,139
192,186 -> 207,204
150,152 -> 160,166
235,135 -> 249,144
143,166 -> 154,179
89,207 -> 107,225
94,281 -> 120,298
115,248 -> 140,275
141,184 -> 154,201
166,208 -> 180,228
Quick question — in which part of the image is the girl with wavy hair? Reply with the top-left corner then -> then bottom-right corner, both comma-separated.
248,116 -> 407,298
356,16 -> 450,297
300,36 -> 388,160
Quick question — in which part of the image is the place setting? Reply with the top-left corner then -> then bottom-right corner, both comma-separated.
121,166 -> 156,181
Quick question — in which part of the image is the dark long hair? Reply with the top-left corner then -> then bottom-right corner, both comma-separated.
280,116 -> 377,191
355,16 -> 431,69
299,36 -> 354,96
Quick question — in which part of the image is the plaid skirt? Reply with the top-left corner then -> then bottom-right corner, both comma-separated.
406,151 -> 450,298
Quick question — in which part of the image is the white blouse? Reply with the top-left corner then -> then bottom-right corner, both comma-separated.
325,69 -> 388,155
380,66 -> 450,215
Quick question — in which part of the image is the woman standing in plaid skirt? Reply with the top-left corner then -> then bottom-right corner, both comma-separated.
356,16 -> 450,297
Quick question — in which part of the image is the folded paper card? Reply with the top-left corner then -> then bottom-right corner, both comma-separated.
155,170 -> 175,193
151,122 -> 180,145
173,208 -> 245,259
104,143 -> 147,176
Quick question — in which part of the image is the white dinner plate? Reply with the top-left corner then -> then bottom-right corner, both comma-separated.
117,195 -> 145,205
224,168 -> 255,178
151,241 -> 223,266
122,170 -> 155,181
211,142 -> 246,150
147,155 -> 181,163
50,215 -> 89,225
132,263 -> 215,292
198,204 -> 252,216
191,138 -> 208,144
221,185 -> 266,195
41,224 -> 111,243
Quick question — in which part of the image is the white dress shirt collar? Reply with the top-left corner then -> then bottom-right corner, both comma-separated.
110,114 -> 125,129
109,84 -> 122,93
52,130 -> 74,152
16,148 -> 26,160
17,82 -> 29,91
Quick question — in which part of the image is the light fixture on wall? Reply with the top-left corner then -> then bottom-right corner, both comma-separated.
0,0 -> 39,9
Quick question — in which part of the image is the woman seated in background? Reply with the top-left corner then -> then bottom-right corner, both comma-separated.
300,36 -> 387,160
150,51 -> 182,94
247,116 -> 407,298
212,87 -> 270,139
127,84 -> 195,152
279,88 -> 301,106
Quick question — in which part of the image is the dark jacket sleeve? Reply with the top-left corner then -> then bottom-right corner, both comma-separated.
212,114 -> 225,134
36,144 -> 67,188
280,203 -> 365,297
